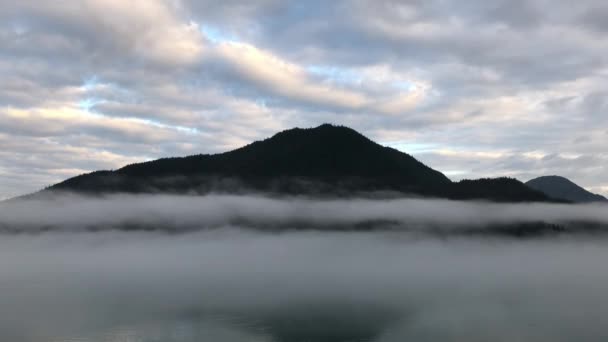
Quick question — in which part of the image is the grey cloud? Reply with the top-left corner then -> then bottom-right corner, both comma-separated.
195,0 -> 605,85
576,4 -> 608,33
476,0 -> 542,28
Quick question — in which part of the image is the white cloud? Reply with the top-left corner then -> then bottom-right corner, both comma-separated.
215,41 -> 369,109
213,41 -> 431,114
2,0 -> 206,67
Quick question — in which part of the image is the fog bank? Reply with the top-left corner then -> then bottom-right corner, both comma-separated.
3,194 -> 608,341
1,193 -> 607,233
2,229 -> 608,341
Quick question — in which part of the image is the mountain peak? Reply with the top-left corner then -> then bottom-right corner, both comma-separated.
526,176 -> 607,203
533,175 -> 571,182
265,124 -> 372,145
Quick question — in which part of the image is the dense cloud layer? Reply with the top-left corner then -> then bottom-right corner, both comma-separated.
2,194 -> 608,232
1,0 -> 607,199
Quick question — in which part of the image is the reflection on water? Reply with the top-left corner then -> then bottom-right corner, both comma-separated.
8,229 -> 608,342
51,315 -> 386,342
53,318 -> 274,342
50,312 -> 385,342
56,327 -> 139,342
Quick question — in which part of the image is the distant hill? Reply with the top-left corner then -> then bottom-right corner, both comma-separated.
39,124 -> 549,202
526,176 -> 607,203
450,177 -> 551,202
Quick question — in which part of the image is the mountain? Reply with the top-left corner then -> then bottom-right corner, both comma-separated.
526,176 -> 607,203
450,177 -> 551,202
41,124 -> 549,202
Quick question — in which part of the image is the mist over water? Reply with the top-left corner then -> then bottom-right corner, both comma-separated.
3,194 -> 608,341
3,193 -> 608,232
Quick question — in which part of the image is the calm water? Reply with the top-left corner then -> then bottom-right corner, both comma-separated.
5,229 -> 608,342
50,318 -> 275,342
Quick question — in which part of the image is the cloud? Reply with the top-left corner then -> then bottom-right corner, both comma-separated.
209,42 -> 431,114
1,0 -> 607,198
2,0 -> 206,67
214,41 -> 368,109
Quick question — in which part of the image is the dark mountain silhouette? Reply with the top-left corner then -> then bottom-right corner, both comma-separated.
450,177 -> 551,202
526,176 -> 607,203
41,124 -> 550,202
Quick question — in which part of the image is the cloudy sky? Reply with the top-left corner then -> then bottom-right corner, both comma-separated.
1,0 -> 607,199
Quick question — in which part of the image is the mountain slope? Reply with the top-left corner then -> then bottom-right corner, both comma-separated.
526,176 -> 607,203
452,177 -> 550,202
48,124 -> 450,195
42,124 -> 549,202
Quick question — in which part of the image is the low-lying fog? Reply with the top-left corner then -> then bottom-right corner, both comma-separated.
2,194 -> 608,341
2,193 -> 608,232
